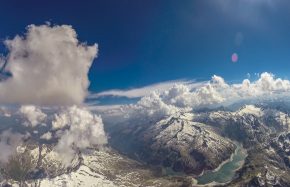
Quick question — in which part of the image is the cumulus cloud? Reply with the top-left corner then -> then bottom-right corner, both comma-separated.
0,24 -> 108,167
0,130 -> 24,163
0,105 -> 107,167
0,105 -> 107,166
125,92 -> 182,122
160,72 -> 290,109
113,81 -> 223,124
101,72 -> 290,125
40,131 -> 52,140
89,80 -> 204,99
52,106 -> 107,166
19,105 -> 46,127
0,24 -> 97,105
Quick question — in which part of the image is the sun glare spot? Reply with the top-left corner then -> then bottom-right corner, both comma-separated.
231,53 -> 238,63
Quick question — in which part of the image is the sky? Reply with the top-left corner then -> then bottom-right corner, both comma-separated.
0,0 -> 290,94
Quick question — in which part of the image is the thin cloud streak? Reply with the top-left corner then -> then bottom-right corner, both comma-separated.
89,80 -> 205,99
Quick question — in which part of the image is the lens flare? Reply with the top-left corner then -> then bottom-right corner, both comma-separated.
231,53 -> 238,63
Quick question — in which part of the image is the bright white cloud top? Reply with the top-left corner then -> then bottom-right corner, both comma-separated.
99,72 -> 290,126
0,24 -> 97,105
53,106 -> 107,165
20,105 -> 47,127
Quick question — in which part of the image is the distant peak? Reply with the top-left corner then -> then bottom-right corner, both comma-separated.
237,105 -> 263,117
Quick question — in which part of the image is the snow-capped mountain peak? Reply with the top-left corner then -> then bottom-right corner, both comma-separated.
236,105 -> 264,117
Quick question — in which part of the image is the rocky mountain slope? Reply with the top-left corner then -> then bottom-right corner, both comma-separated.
108,112 -> 236,175
1,144 -> 194,187
194,105 -> 290,187
1,104 -> 290,187
107,105 -> 290,186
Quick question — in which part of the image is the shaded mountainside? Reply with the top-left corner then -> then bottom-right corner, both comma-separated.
225,138 -> 290,187
1,145 -> 195,187
108,112 -> 236,175
108,105 -> 290,186
195,105 -> 290,187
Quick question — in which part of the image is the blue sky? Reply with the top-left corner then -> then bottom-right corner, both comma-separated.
1,0 -> 290,93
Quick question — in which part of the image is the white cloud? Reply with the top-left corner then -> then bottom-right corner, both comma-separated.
169,72 -> 290,109
126,92 -> 182,122
101,72 -> 290,125
0,105 -> 107,166
52,110 -> 69,130
19,105 -> 46,127
0,24 -> 97,105
87,104 -> 123,112
89,80 -> 204,99
40,131 -> 52,140
0,130 -> 24,163
52,106 -> 107,166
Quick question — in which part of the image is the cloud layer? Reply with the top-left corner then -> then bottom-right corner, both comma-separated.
90,80 -> 204,99
0,24 -> 97,105
100,72 -> 290,125
156,72 -> 290,109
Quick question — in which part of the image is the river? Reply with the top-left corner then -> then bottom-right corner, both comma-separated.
196,143 -> 247,185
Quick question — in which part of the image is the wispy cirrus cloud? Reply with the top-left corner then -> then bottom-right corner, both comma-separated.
207,0 -> 280,30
